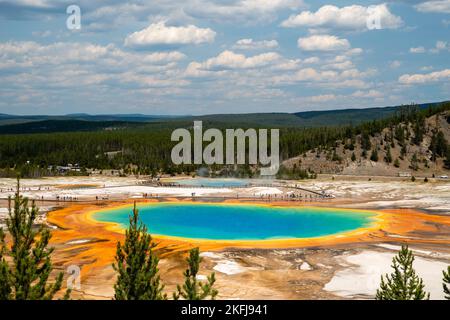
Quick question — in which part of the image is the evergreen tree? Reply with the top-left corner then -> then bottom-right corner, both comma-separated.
174,248 -> 218,300
395,125 -> 405,145
361,132 -> 372,151
361,149 -> 367,159
410,153 -> 419,171
412,117 -> 425,145
430,131 -> 448,161
0,179 -> 68,300
0,228 -> 11,300
385,146 -> 392,163
400,144 -> 407,160
394,158 -> 400,168
331,150 -> 341,162
351,152 -> 356,162
370,148 -> 378,162
113,203 -> 165,300
376,245 -> 429,300
443,266 -> 450,300
446,149 -> 450,169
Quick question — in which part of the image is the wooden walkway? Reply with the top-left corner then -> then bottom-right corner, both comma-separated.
0,181 -> 333,203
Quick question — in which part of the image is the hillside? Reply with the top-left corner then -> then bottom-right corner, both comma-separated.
0,101 -> 448,179
283,110 -> 450,177
119,100 -> 448,127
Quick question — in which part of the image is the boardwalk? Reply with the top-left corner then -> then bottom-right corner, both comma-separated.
0,180 -> 333,203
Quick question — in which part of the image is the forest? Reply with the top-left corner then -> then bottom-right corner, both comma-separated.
0,102 -> 449,178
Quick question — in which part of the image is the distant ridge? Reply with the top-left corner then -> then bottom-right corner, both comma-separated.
0,119 -> 144,135
177,101 -> 448,127
0,100 -> 448,131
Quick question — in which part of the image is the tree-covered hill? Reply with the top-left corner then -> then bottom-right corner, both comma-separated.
0,101 -> 448,178
283,105 -> 450,177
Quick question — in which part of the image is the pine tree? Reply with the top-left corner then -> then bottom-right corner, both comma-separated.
370,148 -> 378,162
0,179 -> 68,300
445,149 -> 450,170
113,203 -> 166,300
361,132 -> 372,151
385,146 -> 392,163
430,131 -> 448,161
332,150 -> 341,162
410,152 -> 419,171
173,248 -> 218,300
394,158 -> 400,168
400,144 -> 407,160
351,152 -> 356,162
412,117 -> 425,146
443,266 -> 450,300
0,228 -> 12,299
395,125 -> 405,145
361,149 -> 367,159
376,245 -> 429,300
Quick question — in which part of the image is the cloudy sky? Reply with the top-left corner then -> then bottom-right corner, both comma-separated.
0,0 -> 449,115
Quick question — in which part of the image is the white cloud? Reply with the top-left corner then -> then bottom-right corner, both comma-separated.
415,0 -> 450,14
233,38 -> 279,50
303,57 -> 320,64
390,60 -> 402,69
410,46 -> 426,53
125,22 -> 216,47
352,89 -> 383,98
430,40 -> 448,53
188,0 -> 305,23
331,79 -> 369,89
307,94 -> 336,102
273,65 -> 373,89
0,39 -> 198,113
0,41 -> 186,66
1,0 -> 53,8
268,48 -> 374,90
437,41 -> 447,49
0,41 -> 187,92
201,0 -> 303,14
190,50 -> 281,72
297,35 -> 350,52
1,0 -> 306,26
326,60 -> 354,70
410,41 -> 449,54
281,4 -> 403,31
399,69 -> 450,84
346,48 -> 363,56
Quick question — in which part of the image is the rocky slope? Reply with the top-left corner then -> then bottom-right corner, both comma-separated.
283,111 -> 450,177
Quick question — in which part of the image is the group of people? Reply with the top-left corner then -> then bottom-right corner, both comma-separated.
56,195 -> 79,201
1,186 -> 51,192
249,193 -> 328,201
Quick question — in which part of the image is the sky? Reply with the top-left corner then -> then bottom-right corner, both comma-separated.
0,0 -> 449,115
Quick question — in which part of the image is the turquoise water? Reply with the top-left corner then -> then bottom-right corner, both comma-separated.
93,203 -> 376,240
172,178 -> 250,188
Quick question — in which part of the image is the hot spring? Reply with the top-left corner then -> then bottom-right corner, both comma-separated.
93,203 -> 377,241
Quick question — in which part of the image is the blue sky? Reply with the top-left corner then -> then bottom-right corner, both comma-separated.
0,0 -> 449,115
